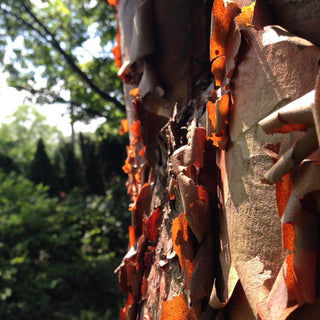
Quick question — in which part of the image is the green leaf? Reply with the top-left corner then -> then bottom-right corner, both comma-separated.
10,256 -> 25,265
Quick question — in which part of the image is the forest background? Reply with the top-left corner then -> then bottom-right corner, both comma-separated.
0,0 -> 129,319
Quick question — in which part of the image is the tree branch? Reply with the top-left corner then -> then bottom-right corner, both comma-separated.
1,3 -> 125,112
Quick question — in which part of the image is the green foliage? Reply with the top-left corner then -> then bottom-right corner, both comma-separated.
0,104 -> 128,197
0,105 -> 62,172
0,0 -> 125,124
0,171 -> 130,319
0,100 -> 130,319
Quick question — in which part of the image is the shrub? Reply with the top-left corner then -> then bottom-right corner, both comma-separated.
0,171 -> 128,319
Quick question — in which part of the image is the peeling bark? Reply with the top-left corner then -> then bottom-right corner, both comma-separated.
109,0 -> 320,319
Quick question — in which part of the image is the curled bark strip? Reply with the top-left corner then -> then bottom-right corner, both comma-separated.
312,72 -> 320,147
264,127 -> 318,183
209,281 -> 224,309
258,90 -> 315,134
170,125 -> 206,175
138,60 -> 164,98
292,127 -> 319,163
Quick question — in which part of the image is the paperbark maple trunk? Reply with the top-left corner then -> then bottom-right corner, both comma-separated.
110,0 -> 320,319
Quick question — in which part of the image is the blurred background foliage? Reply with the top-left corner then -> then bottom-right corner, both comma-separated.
0,0 -> 131,316
0,0 -> 125,124
0,0 -> 132,316
0,105 -> 130,319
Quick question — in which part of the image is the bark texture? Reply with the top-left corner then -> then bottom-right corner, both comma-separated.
110,0 -> 320,319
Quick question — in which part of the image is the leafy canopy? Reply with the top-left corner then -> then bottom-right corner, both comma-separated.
0,0 -> 124,125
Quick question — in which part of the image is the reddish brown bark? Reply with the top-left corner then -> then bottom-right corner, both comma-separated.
108,0 -> 320,318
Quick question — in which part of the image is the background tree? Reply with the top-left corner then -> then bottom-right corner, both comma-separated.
29,138 -> 57,196
0,105 -> 62,172
79,133 -> 105,195
0,153 -> 19,173
98,132 -> 127,181
0,0 -> 125,124
63,143 -> 83,192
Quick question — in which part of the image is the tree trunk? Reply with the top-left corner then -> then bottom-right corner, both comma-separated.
111,0 -> 320,319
